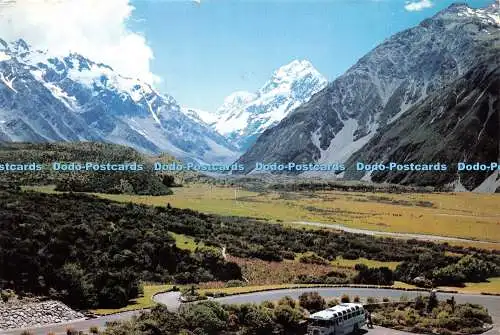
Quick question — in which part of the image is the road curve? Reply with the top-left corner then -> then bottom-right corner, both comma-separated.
2,289 -> 499,335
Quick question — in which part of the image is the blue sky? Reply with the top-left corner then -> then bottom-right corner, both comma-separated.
129,0 -> 493,111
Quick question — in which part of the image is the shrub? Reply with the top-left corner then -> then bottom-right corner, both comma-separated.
299,292 -> 326,313
353,296 -> 360,303
242,306 -> 276,335
298,253 -> 329,265
399,294 -> 409,302
327,298 -> 339,307
277,296 -> 296,309
261,301 -> 275,309
273,304 -> 302,330
382,297 -> 390,302
181,301 -> 229,333
414,296 -> 425,310
0,289 -> 16,302
225,280 -> 246,288
340,294 -> 350,303
366,297 -> 377,304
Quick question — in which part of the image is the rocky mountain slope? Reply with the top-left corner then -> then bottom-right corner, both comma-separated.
0,39 -> 239,164
344,55 -> 499,191
184,60 -> 327,150
237,2 -> 500,190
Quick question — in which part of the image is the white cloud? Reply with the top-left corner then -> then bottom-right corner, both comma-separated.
404,0 -> 433,11
0,0 -> 158,84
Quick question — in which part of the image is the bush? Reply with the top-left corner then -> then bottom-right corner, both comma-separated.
242,306 -> 276,335
89,327 -> 99,334
399,294 -> 409,302
273,304 -> 302,330
299,292 -> 326,313
415,296 -> 426,310
182,301 -> 229,333
366,297 -> 377,304
354,264 -> 394,285
340,294 -> 350,303
353,296 -> 360,303
327,299 -> 339,307
277,296 -> 296,309
225,280 -> 246,288
298,253 -> 329,265
261,301 -> 275,309
0,289 -> 16,302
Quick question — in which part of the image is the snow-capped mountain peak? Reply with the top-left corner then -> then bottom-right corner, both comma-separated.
0,38 -> 239,164
260,59 -> 326,96
217,91 -> 258,114
182,59 -> 327,150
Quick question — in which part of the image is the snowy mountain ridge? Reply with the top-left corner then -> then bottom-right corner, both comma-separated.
0,38 -> 240,164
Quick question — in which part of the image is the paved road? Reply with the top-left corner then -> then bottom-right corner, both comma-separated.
293,221 -> 500,245
157,288 -> 500,335
3,288 -> 497,335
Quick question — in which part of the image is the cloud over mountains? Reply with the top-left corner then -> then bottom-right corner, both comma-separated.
0,0 -> 158,84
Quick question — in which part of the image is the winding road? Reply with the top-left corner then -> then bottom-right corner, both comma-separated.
2,288 -> 499,335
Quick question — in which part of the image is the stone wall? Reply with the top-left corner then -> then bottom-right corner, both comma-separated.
0,300 -> 85,331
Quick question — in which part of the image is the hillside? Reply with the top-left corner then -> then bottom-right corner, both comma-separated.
0,142 -> 198,194
236,2 -> 500,191
343,56 -> 500,191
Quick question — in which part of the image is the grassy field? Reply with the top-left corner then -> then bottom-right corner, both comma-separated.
24,184 -> 500,246
82,184 -> 500,243
439,277 -> 500,295
91,284 -> 173,315
169,232 -> 200,252
331,256 -> 400,271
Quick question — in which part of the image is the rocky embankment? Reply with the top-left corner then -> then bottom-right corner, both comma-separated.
0,300 -> 85,331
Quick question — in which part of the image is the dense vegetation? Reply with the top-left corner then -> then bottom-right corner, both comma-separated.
1,189 -> 498,310
0,142 -> 177,195
0,190 -> 241,309
54,171 -> 173,195
100,295 -> 314,335
395,253 -> 499,287
370,297 -> 493,334
67,293 -> 493,335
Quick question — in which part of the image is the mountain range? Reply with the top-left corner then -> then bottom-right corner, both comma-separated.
237,2 -> 500,191
182,60 -> 327,150
0,39 -> 239,164
0,2 -> 498,191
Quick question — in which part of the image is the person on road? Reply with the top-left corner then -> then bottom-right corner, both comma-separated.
366,311 -> 373,328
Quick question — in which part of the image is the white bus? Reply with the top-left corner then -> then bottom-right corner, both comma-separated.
307,303 -> 366,335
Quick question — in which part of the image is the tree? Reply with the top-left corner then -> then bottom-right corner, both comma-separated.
162,175 -> 175,187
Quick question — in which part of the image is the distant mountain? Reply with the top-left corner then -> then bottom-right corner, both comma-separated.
0,39 -> 239,164
237,2 -> 500,191
183,60 -> 327,150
